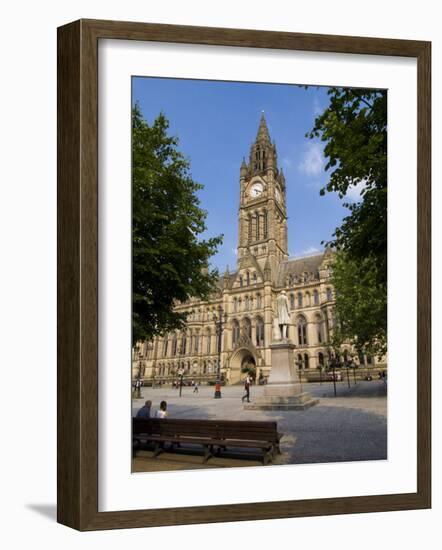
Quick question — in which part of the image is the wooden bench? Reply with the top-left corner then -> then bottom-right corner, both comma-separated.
133,417 -> 282,465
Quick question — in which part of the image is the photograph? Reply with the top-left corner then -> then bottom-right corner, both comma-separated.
131,77 -> 388,473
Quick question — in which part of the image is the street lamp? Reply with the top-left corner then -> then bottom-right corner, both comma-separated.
213,305 -> 227,399
134,369 -> 143,400
178,367 -> 184,397
344,358 -> 351,389
317,363 -> 324,385
327,350 -> 337,397
295,358 -> 303,393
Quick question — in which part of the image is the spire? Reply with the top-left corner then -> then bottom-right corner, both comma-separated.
255,111 -> 271,143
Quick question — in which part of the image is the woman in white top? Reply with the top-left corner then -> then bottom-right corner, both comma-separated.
155,400 -> 168,418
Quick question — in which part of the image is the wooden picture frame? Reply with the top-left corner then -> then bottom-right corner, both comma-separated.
57,18 -> 431,531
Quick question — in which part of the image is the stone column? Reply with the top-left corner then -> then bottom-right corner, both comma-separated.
264,341 -> 301,395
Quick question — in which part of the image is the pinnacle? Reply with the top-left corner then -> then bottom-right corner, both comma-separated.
255,112 -> 271,142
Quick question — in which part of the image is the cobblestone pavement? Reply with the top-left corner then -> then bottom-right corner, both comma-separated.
132,380 -> 387,470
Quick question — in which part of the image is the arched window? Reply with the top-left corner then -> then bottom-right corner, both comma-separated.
315,314 -> 324,344
181,333 -> 187,355
232,320 -> 240,345
326,287 -> 333,301
255,317 -> 265,347
304,353 -> 310,369
297,316 -> 308,346
206,329 -> 211,354
233,298 -> 238,312
172,333 -> 178,356
256,294 -> 262,309
253,272 -> 257,284
290,293 -> 295,309
296,354 -> 303,369
239,276 -> 243,287
245,296 -> 250,310
297,292 -> 303,308
313,289 -> 319,305
162,334 -> 169,357
243,318 -> 252,339
246,271 -> 250,286
318,352 -> 324,366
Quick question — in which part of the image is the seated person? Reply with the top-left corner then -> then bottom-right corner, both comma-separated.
155,400 -> 168,418
136,400 -> 152,419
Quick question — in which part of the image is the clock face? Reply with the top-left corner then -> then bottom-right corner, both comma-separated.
250,182 -> 263,197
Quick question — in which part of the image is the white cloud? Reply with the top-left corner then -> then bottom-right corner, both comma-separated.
313,96 -> 322,116
282,157 -> 292,168
298,142 -> 324,176
231,248 -> 238,256
345,179 -> 367,202
291,246 -> 321,258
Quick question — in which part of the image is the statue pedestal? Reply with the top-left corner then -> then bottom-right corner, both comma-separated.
244,340 -> 319,411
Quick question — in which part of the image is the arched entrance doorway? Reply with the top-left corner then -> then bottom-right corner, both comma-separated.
228,348 -> 257,384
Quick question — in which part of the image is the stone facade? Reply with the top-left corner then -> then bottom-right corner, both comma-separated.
133,114 -> 383,384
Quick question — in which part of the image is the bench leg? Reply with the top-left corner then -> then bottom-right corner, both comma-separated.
215,445 -> 226,456
202,445 -> 213,464
153,442 -> 163,458
273,443 -> 281,457
133,438 -> 140,457
263,446 -> 274,465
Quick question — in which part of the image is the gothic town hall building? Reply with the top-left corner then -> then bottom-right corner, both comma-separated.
132,114 -> 380,385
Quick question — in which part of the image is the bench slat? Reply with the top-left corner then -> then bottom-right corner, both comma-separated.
133,417 -> 281,464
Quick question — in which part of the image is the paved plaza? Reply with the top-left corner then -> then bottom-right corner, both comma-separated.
132,380 -> 387,471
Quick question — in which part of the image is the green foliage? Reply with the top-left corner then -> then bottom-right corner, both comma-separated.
308,88 -> 387,356
132,104 -> 223,344
308,88 -> 387,288
330,252 -> 387,357
241,365 -> 256,379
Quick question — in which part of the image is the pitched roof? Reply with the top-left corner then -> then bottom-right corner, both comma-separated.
276,252 -> 325,286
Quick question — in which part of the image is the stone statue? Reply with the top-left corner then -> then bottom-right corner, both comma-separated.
275,290 -> 291,340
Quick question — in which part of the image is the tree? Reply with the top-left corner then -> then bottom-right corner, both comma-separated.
132,104 -> 223,344
308,88 -> 387,288
329,252 -> 387,357
308,88 -> 387,354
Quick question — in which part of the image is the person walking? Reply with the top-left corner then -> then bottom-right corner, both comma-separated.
155,400 -> 168,418
193,381 -> 199,394
241,375 -> 251,403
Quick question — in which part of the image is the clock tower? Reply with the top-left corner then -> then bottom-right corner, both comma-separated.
237,113 -> 288,280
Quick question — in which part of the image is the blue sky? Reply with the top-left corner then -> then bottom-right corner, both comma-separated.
132,77 -> 357,272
